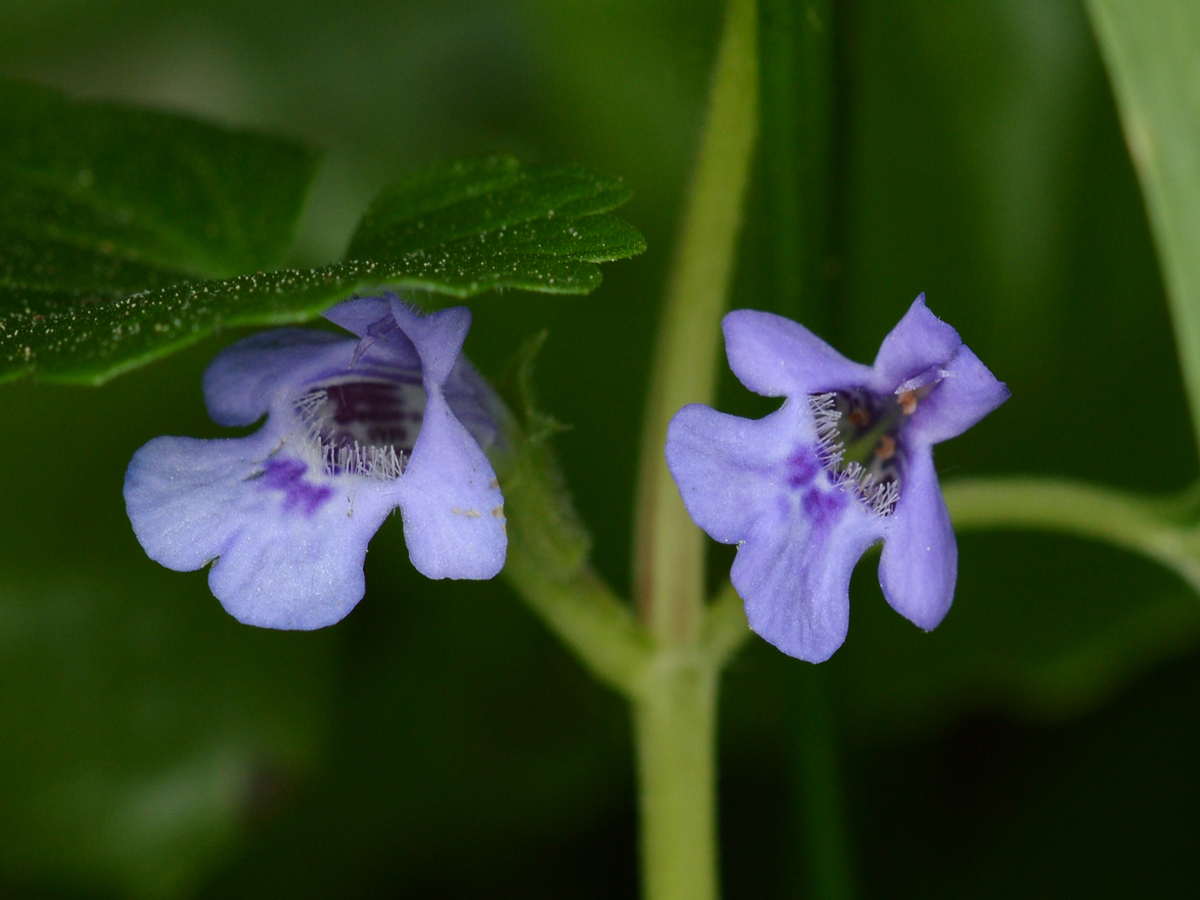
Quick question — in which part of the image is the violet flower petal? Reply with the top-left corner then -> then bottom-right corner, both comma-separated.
666,401 -> 812,545
734,484 -> 883,663
126,295 -> 508,629
125,432 -> 280,572
664,295 -> 1008,662
322,295 -> 401,340
388,298 -> 505,579
126,432 -> 394,628
869,294 -> 962,393
666,397 -> 886,662
906,345 -> 1012,445
203,328 -> 351,427
723,309 -> 873,396
389,298 -> 472,385
206,474 -> 395,630
878,443 -> 957,630
396,386 -> 506,579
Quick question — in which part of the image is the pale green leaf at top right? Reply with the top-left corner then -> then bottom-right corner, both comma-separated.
1085,0 -> 1200,447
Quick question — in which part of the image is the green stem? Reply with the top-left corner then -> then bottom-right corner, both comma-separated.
942,477 -> 1200,593
503,564 -> 650,696
791,666 -> 855,900
632,653 -> 721,900
626,1 -> 759,897
500,418 -> 651,696
759,0 -> 835,329
632,0 -> 759,646
705,581 -> 755,669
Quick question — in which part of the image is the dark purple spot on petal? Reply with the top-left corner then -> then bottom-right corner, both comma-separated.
261,458 -> 334,516
803,487 -> 846,527
786,448 -> 820,488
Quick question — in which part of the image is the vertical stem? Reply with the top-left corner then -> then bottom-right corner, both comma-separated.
792,667 -> 856,900
759,0 -> 834,331
632,0 -> 759,646
634,656 -> 720,900
627,1 -> 757,896
760,3 -> 853,897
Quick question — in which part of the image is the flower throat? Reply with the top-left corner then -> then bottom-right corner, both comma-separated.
808,385 -> 932,515
293,374 -> 428,480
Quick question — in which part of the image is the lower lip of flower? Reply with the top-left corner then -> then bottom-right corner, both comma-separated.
808,384 -> 934,516
293,372 -> 428,479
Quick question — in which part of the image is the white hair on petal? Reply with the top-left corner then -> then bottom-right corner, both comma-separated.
292,387 -> 407,480
807,392 -> 899,517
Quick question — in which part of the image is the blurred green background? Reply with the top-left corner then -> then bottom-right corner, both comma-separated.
2,0 -> 1199,896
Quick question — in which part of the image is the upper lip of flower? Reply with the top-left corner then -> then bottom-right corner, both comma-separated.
664,294 -> 1009,662
124,293 -> 508,632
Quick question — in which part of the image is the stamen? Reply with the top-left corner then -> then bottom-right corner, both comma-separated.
806,389 -> 909,517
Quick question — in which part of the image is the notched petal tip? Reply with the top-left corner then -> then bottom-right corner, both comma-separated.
391,299 -> 472,387
871,294 -> 963,392
207,493 -> 390,631
126,429 -> 396,630
734,498 -> 881,663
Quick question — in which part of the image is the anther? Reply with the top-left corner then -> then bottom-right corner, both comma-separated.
875,435 -> 896,460
898,390 -> 918,415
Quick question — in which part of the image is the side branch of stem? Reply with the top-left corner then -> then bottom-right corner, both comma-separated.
504,564 -> 650,696
943,476 -> 1200,592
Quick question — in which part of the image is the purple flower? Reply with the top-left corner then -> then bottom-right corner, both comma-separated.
125,294 -> 507,630
665,295 -> 1009,662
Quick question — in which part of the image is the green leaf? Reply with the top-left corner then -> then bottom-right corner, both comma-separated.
346,156 -> 638,258
0,80 -> 319,278
0,155 -> 645,386
1084,1 -> 1200,447
0,228 -> 190,295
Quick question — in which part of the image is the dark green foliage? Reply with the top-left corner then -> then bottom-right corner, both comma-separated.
0,81 -> 317,278
347,156 -> 640,260
0,91 -> 644,385
1,0 -> 1198,897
